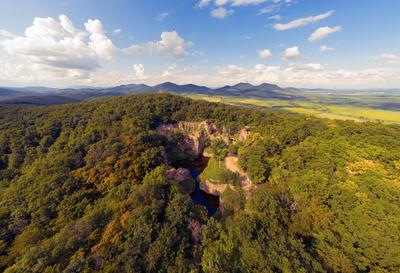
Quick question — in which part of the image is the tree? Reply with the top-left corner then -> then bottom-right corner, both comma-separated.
209,140 -> 228,169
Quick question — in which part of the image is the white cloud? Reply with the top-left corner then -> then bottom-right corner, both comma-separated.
198,0 -> 212,8
369,53 -> 400,65
4,55 -> 400,88
211,7 -> 234,18
320,45 -> 334,52
157,12 -> 170,21
215,0 -> 267,6
84,19 -> 115,59
0,57 -> 92,86
113,28 -> 123,35
257,6 -> 275,15
198,0 -> 267,8
308,26 -> 341,42
0,30 -> 16,40
218,64 -> 246,78
133,64 -> 145,79
286,62 -> 324,72
0,14 -> 116,77
273,10 -> 334,31
162,63 -> 179,77
253,64 -> 281,82
123,31 -> 193,58
214,63 -> 400,88
217,64 -> 280,84
282,46 -> 300,60
258,48 -> 272,59
268,14 -> 282,20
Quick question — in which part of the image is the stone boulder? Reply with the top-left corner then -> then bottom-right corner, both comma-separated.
165,167 -> 196,194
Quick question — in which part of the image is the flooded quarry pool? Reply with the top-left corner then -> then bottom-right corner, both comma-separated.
173,157 -> 219,216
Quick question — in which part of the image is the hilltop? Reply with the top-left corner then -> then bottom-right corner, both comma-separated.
0,94 -> 399,272
0,82 -> 306,105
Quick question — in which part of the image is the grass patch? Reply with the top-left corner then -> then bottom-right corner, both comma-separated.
199,158 -> 240,186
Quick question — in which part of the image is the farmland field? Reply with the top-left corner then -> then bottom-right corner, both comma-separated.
187,94 -> 400,123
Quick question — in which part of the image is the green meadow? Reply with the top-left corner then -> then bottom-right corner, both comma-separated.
187,94 -> 400,124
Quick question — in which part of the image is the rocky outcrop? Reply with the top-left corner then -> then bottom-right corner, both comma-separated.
166,167 -> 192,182
165,167 -> 195,194
157,122 -> 210,155
239,128 -> 250,141
157,121 -> 252,159
157,121 -> 241,156
199,180 -> 233,196
224,156 -> 256,196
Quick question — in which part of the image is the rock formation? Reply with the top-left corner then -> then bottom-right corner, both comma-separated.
165,167 -> 196,194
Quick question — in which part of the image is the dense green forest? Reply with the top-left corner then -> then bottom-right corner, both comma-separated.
0,94 -> 399,272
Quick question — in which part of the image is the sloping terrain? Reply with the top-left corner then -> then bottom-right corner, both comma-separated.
0,82 -> 306,105
0,94 -> 399,272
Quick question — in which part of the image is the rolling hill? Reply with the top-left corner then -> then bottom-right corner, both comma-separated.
0,82 -> 306,105
0,94 -> 399,272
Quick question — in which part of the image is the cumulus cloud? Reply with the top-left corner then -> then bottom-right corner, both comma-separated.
273,10 -> 334,31
0,58 -> 35,82
123,31 -> 193,58
308,26 -> 341,42
320,45 -> 334,52
369,53 -> 400,64
0,30 -> 16,40
198,0 -> 212,8
211,7 -> 234,18
84,19 -> 115,59
0,57 -> 93,86
258,48 -> 272,59
214,63 -> 400,88
282,46 -> 300,60
0,14 -> 116,79
133,64 -> 145,79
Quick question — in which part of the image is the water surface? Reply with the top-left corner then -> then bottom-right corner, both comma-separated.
173,157 -> 219,216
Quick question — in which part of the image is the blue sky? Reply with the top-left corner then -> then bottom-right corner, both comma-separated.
0,0 -> 399,88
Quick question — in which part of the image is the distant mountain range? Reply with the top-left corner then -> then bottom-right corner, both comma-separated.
0,82 -> 307,105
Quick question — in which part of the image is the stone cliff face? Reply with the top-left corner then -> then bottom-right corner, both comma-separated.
199,180 -> 234,196
157,121 -> 243,156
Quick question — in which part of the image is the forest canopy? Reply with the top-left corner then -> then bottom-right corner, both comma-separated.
0,94 -> 399,272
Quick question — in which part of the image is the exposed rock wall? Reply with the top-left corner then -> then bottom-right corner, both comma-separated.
157,121 -> 244,156
199,180 -> 233,196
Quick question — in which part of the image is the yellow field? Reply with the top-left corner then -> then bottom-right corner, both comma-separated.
186,94 -> 400,124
